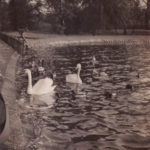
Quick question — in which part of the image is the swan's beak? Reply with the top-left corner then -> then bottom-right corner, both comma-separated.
0,74 -> 3,78
53,73 -> 56,78
75,67 -> 78,70
24,69 -> 27,73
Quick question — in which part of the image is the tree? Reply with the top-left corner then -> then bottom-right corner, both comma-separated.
145,0 -> 150,29
37,0 -> 148,33
129,0 -> 144,29
8,0 -> 44,30
0,0 -> 10,30
46,0 -> 79,33
77,0 -> 132,33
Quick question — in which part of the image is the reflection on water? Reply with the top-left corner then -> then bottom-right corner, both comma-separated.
20,45 -> 150,150
30,93 -> 56,107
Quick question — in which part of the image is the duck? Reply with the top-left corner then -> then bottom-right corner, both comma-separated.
99,69 -> 109,80
136,72 -> 140,78
137,72 -> 150,83
92,67 -> 109,81
92,68 -> 99,75
100,71 -> 108,77
119,134 -> 150,149
91,56 -> 109,80
104,91 -> 117,99
66,63 -> 82,84
126,84 -> 133,90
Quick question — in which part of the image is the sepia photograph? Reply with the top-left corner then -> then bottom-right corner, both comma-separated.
0,0 -> 150,149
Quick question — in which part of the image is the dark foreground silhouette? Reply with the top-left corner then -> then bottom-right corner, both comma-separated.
0,93 -> 9,145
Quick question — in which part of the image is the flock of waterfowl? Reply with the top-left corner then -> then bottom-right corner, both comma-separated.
23,55 -> 141,107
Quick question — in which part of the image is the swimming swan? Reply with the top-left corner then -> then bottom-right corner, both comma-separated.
91,56 -> 109,80
25,69 -> 56,95
92,56 -> 100,75
66,63 -> 82,84
92,56 -> 98,66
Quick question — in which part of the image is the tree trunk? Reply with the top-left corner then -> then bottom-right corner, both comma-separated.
123,28 -> 127,35
145,0 -> 150,29
100,1 -> 104,30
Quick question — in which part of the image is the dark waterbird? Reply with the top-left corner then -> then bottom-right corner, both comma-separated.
104,91 -> 117,99
126,84 -> 133,90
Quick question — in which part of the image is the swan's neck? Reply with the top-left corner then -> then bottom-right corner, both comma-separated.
27,71 -> 33,94
77,68 -> 81,78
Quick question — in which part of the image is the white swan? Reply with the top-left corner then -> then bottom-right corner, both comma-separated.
25,69 -> 56,106
92,56 -> 98,66
92,56 -> 99,75
66,63 -> 82,84
25,69 -> 56,95
91,56 -> 109,80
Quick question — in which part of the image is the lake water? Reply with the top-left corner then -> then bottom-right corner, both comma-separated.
19,44 -> 150,150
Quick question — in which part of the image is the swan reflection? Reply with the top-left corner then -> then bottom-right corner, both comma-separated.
30,93 -> 55,107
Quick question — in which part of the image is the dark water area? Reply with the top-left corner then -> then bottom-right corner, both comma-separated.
19,45 -> 150,150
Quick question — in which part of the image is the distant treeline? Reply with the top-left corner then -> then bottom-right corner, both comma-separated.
0,0 -> 150,34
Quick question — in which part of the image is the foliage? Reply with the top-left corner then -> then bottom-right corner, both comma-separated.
46,0 -> 147,34
145,0 -> 150,29
0,0 -> 149,33
0,0 -> 10,30
8,0 -> 44,30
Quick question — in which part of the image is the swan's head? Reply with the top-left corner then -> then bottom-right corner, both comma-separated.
92,56 -> 97,66
25,69 -> 31,74
76,63 -> 81,70
92,56 -> 96,62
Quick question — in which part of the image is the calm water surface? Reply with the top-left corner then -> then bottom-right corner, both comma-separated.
21,45 -> 150,150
